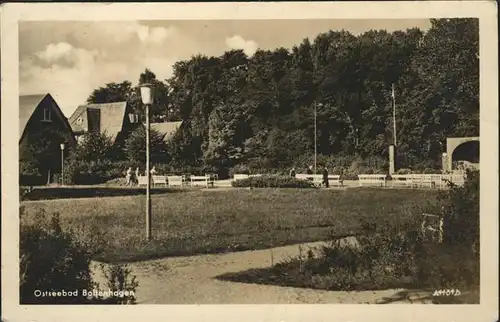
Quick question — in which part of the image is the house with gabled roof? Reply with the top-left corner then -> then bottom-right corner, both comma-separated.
68,101 -> 135,145
68,101 -> 183,146
19,93 -> 77,184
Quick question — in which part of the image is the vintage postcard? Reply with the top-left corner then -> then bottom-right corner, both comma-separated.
1,2 -> 498,322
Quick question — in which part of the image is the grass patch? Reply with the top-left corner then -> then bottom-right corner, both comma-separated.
20,188 -> 438,263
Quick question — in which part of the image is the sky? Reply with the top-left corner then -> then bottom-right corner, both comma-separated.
19,19 -> 431,117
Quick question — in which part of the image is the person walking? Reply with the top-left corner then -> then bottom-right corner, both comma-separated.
125,167 -> 133,186
289,167 -> 296,178
322,167 -> 329,188
134,167 -> 140,185
306,165 -> 313,181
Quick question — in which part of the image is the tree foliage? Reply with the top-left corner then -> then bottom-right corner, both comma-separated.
20,125 -> 73,183
87,19 -> 479,171
74,131 -> 114,162
124,125 -> 168,165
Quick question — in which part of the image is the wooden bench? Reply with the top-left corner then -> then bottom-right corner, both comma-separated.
295,174 -> 309,181
167,175 -> 183,187
391,174 -> 414,187
137,176 -> 148,186
411,174 -> 447,189
358,174 -> 387,187
206,173 -> 219,181
442,174 -> 465,187
327,175 -> 343,187
421,213 -> 444,243
190,175 -> 215,188
152,175 -> 167,187
233,174 -> 250,181
296,174 -> 321,185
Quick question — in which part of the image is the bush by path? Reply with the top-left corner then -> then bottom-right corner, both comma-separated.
217,171 -> 480,303
20,208 -> 138,304
231,175 -> 316,188
21,188 -> 438,263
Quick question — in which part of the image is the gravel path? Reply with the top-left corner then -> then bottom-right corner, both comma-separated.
91,241 -> 430,304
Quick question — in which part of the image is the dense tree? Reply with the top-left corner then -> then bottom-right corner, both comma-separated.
124,126 -> 168,165
20,126 -> 74,182
73,132 -> 114,163
87,18 -> 479,172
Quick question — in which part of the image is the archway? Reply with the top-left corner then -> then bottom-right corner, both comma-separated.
445,137 -> 480,172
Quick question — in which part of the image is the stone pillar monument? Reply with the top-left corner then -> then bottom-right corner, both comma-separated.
389,145 -> 395,175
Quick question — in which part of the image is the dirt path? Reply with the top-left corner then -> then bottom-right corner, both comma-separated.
91,241 -> 431,304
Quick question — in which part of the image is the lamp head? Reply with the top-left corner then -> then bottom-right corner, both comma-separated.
139,83 -> 155,105
60,143 -> 65,151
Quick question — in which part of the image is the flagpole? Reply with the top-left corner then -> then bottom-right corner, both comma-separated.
389,84 -> 397,175
314,101 -> 317,175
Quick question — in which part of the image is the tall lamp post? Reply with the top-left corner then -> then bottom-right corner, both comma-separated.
60,143 -> 65,186
140,83 -> 154,241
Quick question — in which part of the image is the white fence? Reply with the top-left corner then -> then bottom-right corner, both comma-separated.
134,171 -> 466,190
358,174 -> 387,187
391,173 -> 465,189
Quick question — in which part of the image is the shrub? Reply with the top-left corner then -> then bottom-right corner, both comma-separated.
96,263 -> 139,304
231,175 -> 316,188
125,126 -> 168,165
247,172 -> 480,297
395,168 -> 413,175
20,160 -> 46,186
74,131 -> 115,163
423,167 -> 442,174
440,169 -> 479,252
65,159 -> 131,185
20,208 -> 139,304
229,163 -> 251,176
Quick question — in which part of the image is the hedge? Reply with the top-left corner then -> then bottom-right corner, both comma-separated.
231,175 -> 316,188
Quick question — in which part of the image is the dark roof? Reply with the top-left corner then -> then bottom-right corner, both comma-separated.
19,93 -> 75,145
67,105 -> 88,133
19,94 -> 47,138
68,102 -> 128,141
151,121 -> 183,141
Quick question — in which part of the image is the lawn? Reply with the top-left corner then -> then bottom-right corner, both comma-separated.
20,188 -> 439,263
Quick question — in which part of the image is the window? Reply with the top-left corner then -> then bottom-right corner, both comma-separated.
77,117 -> 83,124
42,107 -> 52,121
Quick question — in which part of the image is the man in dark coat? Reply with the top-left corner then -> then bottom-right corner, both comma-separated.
306,165 -> 313,181
289,167 -> 296,178
322,167 -> 329,188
